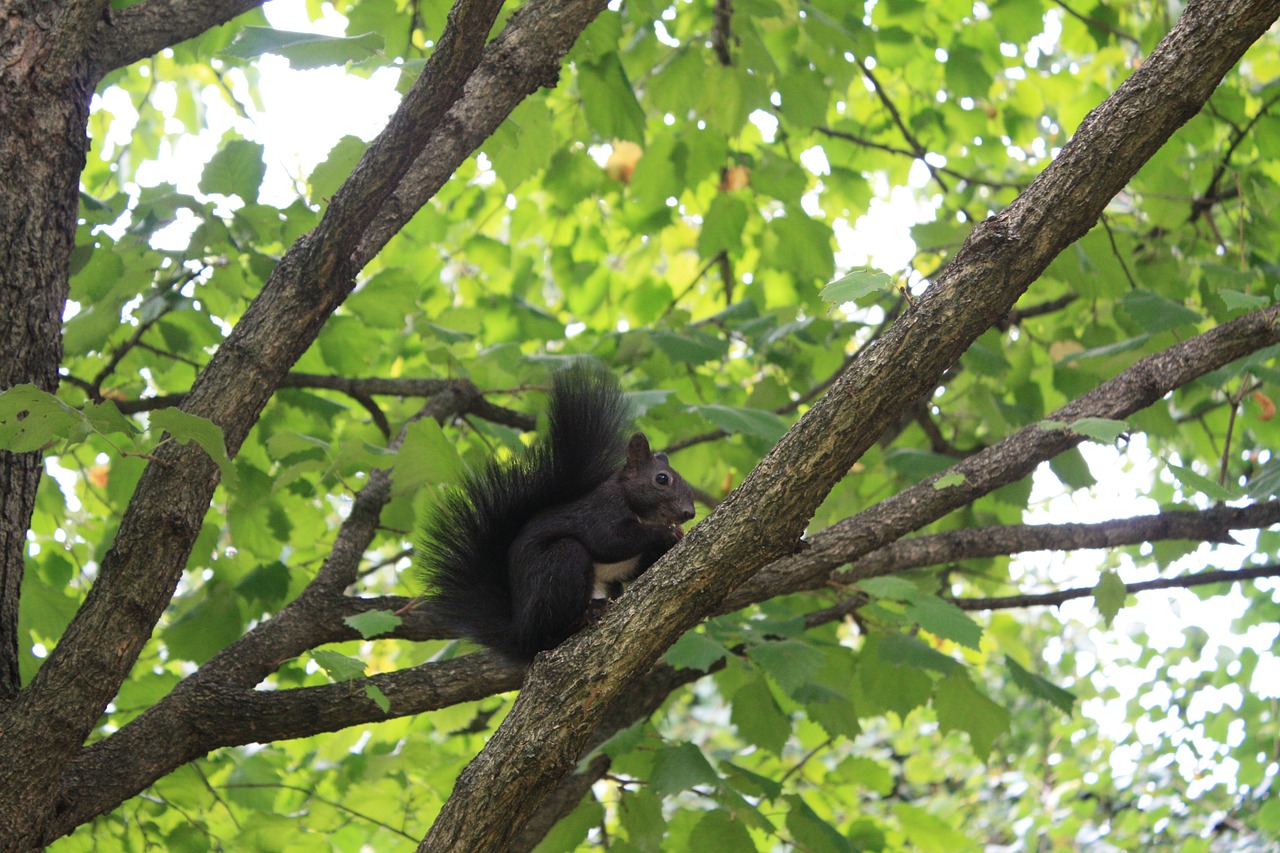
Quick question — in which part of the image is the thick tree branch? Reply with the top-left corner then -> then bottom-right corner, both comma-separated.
90,0 -> 266,79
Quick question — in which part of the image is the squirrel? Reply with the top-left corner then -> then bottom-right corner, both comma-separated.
416,363 -> 696,662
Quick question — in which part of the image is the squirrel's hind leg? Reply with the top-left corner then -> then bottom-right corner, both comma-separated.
509,539 -> 595,656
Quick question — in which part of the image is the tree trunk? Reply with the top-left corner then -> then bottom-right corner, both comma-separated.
0,3 -> 97,705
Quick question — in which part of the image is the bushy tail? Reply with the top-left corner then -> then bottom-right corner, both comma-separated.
415,361 -> 632,659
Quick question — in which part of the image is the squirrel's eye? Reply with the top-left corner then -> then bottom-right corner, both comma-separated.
655,472 -> 670,486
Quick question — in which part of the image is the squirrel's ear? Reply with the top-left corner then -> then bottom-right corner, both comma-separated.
626,432 -> 651,463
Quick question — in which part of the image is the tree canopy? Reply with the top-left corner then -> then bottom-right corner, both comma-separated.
1,0 -> 1279,850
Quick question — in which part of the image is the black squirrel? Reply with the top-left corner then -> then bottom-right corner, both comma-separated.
416,363 -> 696,661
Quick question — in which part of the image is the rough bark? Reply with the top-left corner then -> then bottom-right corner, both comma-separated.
0,0 -> 108,703
420,1 -> 1280,848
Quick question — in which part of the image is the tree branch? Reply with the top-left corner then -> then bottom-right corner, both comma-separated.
816,126 -> 1024,192
847,502 -> 1280,580
91,0 -> 266,79
1049,0 -> 1142,47
955,563 -> 1280,611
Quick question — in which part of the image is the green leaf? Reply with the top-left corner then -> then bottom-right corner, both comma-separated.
721,761 -> 784,800
1166,460 -> 1241,502
690,810 -> 757,850
1092,570 -> 1128,627
221,27 -> 384,68
932,470 -> 967,490
650,742 -> 720,796
877,633 -> 960,675
857,636 -> 932,717
1247,458 -> 1280,499
393,418 -> 465,495
690,404 -> 788,442
820,268 -> 894,305
907,596 -> 983,650
885,448 -> 958,480
1219,288 -> 1271,311
1005,656 -> 1076,713
768,212 -> 835,283
82,398 -> 141,442
198,139 -> 266,201
163,585 -> 245,664
747,640 -> 826,696
344,609 -> 403,639
805,692 -> 862,741
652,329 -> 729,364
933,673 -> 1010,758
859,576 -> 921,602
149,408 -> 238,487
1048,446 -> 1096,490
364,684 -> 391,713
945,42 -> 993,98
1055,334 -> 1152,363
487,98 -> 556,189
730,676 -> 791,754
698,193 -> 750,258
578,53 -> 646,142
311,649 -> 367,682
0,385 -> 84,452
778,67 -> 830,127
785,794 -> 852,853
1256,796 -> 1280,833
1118,289 -> 1203,333
1039,417 -> 1128,444
667,630 -> 730,670
236,561 -> 290,607
309,135 -> 368,201
894,803 -> 976,850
